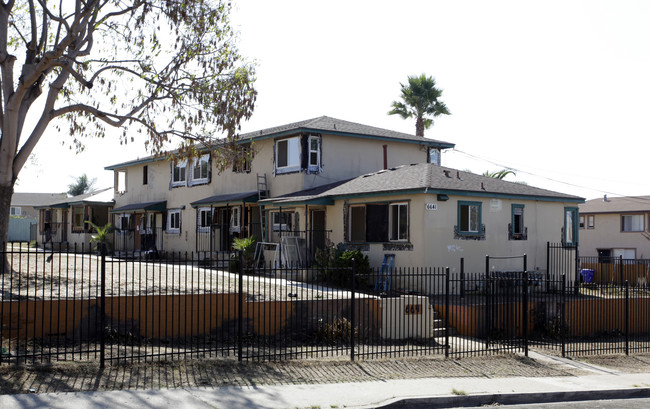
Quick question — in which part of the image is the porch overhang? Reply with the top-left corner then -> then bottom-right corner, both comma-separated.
110,200 -> 167,214
190,191 -> 259,208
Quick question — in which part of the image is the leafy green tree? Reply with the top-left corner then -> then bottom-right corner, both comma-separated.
483,169 -> 517,180
389,74 -> 450,136
0,1 -> 257,265
68,174 -> 96,196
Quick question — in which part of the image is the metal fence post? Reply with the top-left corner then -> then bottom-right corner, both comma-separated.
238,250 -> 243,362
460,258 -> 465,299
523,270 -> 529,357
619,255 -> 624,285
100,242 -> 106,368
350,258 -> 356,362
445,267 -> 450,358
625,280 -> 629,356
485,255 -> 490,350
561,274 -> 566,357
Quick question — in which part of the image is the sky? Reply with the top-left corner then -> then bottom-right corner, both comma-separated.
14,0 -> 650,201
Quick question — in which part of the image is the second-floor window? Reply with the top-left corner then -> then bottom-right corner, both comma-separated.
276,137 -> 301,173
10,207 -> 21,216
621,214 -> 644,232
172,161 -> 187,186
587,215 -> 595,229
275,134 -> 322,174
191,154 -> 210,184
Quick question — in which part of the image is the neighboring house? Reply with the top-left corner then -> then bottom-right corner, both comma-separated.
104,116 -> 454,257
262,163 -> 585,284
10,192 -> 67,220
34,188 -> 114,250
579,195 -> 650,260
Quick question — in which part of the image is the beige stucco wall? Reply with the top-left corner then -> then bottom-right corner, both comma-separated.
578,213 -> 650,259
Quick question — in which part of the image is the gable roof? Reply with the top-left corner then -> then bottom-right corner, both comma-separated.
263,163 -> 584,205
105,116 -> 455,170
34,188 -> 114,209
580,195 -> 650,214
11,192 -> 68,207
238,115 -> 455,148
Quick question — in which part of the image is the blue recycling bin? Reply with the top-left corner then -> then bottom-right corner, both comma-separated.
580,269 -> 594,283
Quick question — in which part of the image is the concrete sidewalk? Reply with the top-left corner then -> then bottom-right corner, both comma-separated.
2,351 -> 649,409
2,370 -> 650,409
0,373 -> 650,409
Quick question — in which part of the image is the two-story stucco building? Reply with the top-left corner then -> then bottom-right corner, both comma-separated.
104,116 -> 454,258
104,115 -> 584,277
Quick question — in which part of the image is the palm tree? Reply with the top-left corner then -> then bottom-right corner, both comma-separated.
389,74 -> 451,136
483,169 -> 516,180
68,174 -> 97,196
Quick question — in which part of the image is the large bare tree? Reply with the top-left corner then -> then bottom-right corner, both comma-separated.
0,1 -> 257,256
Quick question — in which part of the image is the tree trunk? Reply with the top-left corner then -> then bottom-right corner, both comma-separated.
415,116 -> 425,137
0,181 -> 15,274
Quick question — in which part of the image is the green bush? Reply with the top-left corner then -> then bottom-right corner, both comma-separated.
315,243 -> 370,287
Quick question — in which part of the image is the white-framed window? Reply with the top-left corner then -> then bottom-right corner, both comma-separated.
428,148 -> 440,165
72,206 -> 85,232
117,213 -> 131,231
564,207 -> 579,246
275,137 -> 301,173
230,206 -> 241,233
171,160 -> 187,186
198,207 -> 212,232
272,212 -> 293,231
621,214 -> 644,232
579,215 -> 585,229
191,154 -> 210,184
10,206 -> 21,216
389,202 -> 409,241
308,135 -> 320,169
116,170 -> 127,194
587,215 -> 595,229
233,146 -> 253,173
458,201 -> 481,234
167,209 -> 181,233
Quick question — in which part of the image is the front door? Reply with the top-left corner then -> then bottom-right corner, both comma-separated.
61,210 -> 68,243
311,210 -> 326,254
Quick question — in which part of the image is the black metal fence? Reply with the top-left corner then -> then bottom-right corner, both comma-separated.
2,242 -> 650,367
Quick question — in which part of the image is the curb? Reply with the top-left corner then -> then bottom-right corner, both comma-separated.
376,387 -> 650,408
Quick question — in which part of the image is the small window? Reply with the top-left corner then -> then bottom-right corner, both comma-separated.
172,161 -> 187,186
167,210 -> 181,233
198,208 -> 212,232
272,212 -> 293,231
117,214 -> 131,231
587,215 -> 595,229
308,136 -> 320,168
428,148 -> 440,165
10,207 -> 21,216
72,206 -> 85,232
579,215 -> 585,229
191,154 -> 210,183
230,206 -> 241,233
389,202 -> 409,241
458,201 -> 481,235
275,137 -> 301,173
621,214 -> 644,232
116,171 -> 127,193
510,204 -> 526,240
233,147 -> 252,173
564,207 -> 579,246
143,165 -> 148,185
